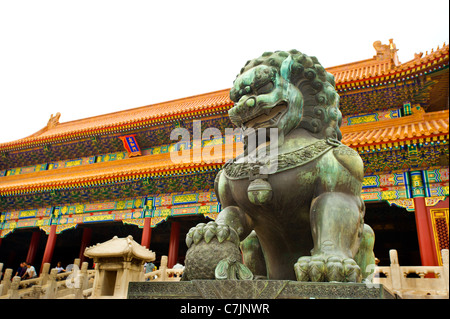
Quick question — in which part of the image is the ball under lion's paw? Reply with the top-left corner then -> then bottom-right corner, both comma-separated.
294,255 -> 362,283
183,221 -> 242,280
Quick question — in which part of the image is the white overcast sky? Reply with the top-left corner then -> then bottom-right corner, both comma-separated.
0,0 -> 448,144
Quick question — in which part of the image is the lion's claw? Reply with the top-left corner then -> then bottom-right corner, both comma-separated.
186,221 -> 239,248
294,255 -> 362,282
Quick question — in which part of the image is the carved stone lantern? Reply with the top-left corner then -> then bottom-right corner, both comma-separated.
84,235 -> 155,299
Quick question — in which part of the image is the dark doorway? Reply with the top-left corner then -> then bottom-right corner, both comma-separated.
364,201 -> 421,266
0,228 -> 47,273
87,221 -> 143,246
52,226 -> 83,270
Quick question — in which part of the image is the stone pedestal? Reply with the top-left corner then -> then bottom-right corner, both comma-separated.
84,235 -> 155,299
127,280 -> 397,299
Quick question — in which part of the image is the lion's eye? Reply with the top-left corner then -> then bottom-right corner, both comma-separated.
230,87 -> 241,102
256,82 -> 274,95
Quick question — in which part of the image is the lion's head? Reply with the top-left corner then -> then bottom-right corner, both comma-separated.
229,50 -> 342,143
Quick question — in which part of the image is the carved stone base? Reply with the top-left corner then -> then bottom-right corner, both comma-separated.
127,280 -> 397,299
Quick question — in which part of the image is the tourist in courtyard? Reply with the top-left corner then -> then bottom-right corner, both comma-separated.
23,262 -> 37,279
15,261 -> 27,278
144,261 -> 156,280
55,261 -> 66,273
173,262 -> 184,270
172,261 -> 184,278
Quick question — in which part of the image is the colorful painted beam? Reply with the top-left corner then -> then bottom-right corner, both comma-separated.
0,190 -> 220,237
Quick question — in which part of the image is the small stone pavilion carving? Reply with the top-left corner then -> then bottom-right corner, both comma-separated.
84,235 -> 155,299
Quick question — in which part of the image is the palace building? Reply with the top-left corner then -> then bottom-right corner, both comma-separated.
0,40 -> 448,273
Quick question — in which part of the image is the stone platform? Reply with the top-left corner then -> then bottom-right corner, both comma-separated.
127,280 -> 397,299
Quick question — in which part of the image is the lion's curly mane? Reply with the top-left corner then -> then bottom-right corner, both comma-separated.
233,50 -> 343,141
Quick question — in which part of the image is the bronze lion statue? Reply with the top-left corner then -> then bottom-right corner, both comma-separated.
183,50 -> 375,282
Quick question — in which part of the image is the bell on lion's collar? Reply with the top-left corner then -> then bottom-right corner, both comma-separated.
247,178 -> 273,205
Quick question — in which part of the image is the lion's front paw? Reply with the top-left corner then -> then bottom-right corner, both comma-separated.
294,255 -> 361,283
184,221 -> 243,280
186,221 -> 240,248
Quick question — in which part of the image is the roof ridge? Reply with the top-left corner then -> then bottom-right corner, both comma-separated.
396,42 -> 449,68
0,88 -> 232,150
325,57 -> 383,71
40,88 -> 232,128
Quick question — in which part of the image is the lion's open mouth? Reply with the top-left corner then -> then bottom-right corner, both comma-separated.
242,103 -> 287,130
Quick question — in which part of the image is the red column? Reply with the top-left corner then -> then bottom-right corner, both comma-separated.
78,227 -> 92,263
410,170 -> 439,266
26,231 -> 41,265
167,221 -> 180,268
414,197 -> 439,266
141,217 -> 152,249
41,224 -> 57,273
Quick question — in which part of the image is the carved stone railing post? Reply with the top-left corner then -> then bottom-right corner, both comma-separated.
0,268 -> 13,296
160,256 -> 168,281
40,263 -> 51,286
442,249 -> 449,293
74,262 -> 89,299
389,249 -> 402,293
81,262 -> 89,288
44,268 -> 58,299
90,262 -> 100,297
9,276 -> 21,299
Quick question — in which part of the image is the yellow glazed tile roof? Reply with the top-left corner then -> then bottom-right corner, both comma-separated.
341,110 -> 449,146
0,89 -> 233,151
35,90 -> 231,138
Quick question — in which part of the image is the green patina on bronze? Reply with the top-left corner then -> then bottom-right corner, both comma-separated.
183,50 -> 375,283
